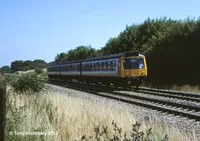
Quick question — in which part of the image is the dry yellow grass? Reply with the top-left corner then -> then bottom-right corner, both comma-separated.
5,86 -> 198,141
170,84 -> 200,93
142,82 -> 200,93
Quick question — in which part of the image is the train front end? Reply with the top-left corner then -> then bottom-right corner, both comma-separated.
120,53 -> 147,87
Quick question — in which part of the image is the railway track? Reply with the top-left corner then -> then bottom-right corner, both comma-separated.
135,87 -> 200,103
49,80 -> 200,122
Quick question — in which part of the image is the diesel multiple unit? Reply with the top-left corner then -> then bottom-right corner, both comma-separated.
47,52 -> 147,88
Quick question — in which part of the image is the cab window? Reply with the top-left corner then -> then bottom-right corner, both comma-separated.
123,58 -> 144,69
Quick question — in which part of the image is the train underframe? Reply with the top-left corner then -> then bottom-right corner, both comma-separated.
48,75 -> 146,88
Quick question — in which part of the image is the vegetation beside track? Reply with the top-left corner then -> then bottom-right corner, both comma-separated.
4,67 -> 199,141
142,82 -> 200,94
5,84 -> 196,141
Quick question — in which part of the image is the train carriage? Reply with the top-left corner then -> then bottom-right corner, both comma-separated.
47,52 -> 147,88
47,61 -> 60,80
80,52 -> 147,87
59,60 -> 82,81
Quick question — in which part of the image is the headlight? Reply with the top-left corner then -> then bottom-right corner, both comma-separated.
140,72 -> 145,76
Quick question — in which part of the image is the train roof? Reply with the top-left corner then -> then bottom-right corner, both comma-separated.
47,61 -> 59,67
60,60 -> 82,64
47,52 -> 143,67
83,52 -> 142,62
47,60 -> 82,67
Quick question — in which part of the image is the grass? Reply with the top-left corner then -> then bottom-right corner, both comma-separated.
170,84 -> 200,93
142,82 -> 200,93
0,74 -> 5,81
5,85 -> 198,141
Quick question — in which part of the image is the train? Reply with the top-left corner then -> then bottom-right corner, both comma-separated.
47,52 -> 147,88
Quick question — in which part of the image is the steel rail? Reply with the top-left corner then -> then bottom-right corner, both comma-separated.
127,88 -> 200,103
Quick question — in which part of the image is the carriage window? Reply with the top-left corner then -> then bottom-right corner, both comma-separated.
86,64 -> 88,71
91,63 -> 93,71
107,61 -> 110,71
99,63 -> 100,71
91,63 -> 94,71
78,64 -> 80,71
84,64 -> 86,71
94,62 -> 97,71
61,66 -> 63,71
96,62 -> 99,71
48,67 -> 52,72
49,67 -> 52,72
88,63 -> 90,71
110,61 -> 113,71
85,63 -> 88,71
73,65 -> 76,71
86,64 -> 89,71
82,64 -> 85,71
104,62 -> 106,71
112,60 -> 116,71
94,63 -> 95,71
105,61 -> 108,71
77,64 -> 80,71
99,62 -> 102,71
90,63 -> 92,71
101,62 -> 104,71
87,63 -> 89,71
102,62 -> 103,71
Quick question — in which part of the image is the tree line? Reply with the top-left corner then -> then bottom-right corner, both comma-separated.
55,17 -> 200,85
0,59 -> 47,73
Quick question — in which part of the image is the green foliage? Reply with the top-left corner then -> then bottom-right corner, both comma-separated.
0,66 -> 11,73
11,59 -> 47,72
11,60 -> 24,72
101,37 -> 121,55
8,72 -> 47,94
53,17 -> 200,85
55,45 -> 97,62
101,17 -> 200,85
55,52 -> 68,62
67,45 -> 97,61
35,68 -> 43,74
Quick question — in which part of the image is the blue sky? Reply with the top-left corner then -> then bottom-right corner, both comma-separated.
0,0 -> 199,67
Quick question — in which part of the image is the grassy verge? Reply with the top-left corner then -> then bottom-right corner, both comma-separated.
142,82 -> 200,93
5,86 -> 198,141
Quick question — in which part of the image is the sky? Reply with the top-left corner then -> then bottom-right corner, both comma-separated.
0,0 -> 199,67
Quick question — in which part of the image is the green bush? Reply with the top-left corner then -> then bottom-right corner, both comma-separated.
35,68 -> 43,74
9,72 -> 47,94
